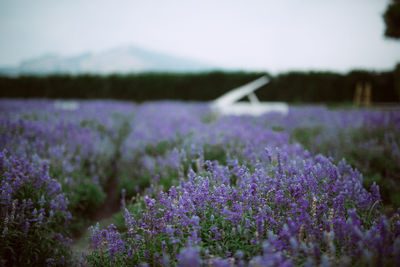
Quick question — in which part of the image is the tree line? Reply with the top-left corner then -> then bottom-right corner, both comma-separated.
0,69 -> 398,103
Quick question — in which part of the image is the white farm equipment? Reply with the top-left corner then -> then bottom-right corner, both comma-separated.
211,76 -> 289,116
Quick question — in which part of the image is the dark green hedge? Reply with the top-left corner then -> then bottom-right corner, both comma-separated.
0,70 -> 398,102
261,70 -> 398,103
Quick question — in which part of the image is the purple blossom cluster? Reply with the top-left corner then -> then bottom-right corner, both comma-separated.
0,100 -> 139,230
88,149 -> 400,265
0,100 -> 136,186
0,150 -> 72,265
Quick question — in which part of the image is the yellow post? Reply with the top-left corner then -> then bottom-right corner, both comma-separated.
354,82 -> 362,107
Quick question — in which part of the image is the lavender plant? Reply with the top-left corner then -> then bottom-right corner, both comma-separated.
0,150 -> 72,266
0,100 -> 136,234
286,107 -> 400,207
87,152 -> 400,266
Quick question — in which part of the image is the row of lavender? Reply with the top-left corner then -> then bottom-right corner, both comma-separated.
0,99 -> 399,266
0,100 -> 138,265
91,103 -> 400,266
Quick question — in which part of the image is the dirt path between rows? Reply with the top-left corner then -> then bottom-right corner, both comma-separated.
72,150 -> 124,253
91,159 -> 121,221
71,159 -> 122,252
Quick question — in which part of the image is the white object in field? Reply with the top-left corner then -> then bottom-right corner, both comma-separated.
54,100 -> 79,111
212,75 -> 289,116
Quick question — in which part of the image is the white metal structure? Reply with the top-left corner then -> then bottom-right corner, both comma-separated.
54,100 -> 79,111
211,76 -> 289,116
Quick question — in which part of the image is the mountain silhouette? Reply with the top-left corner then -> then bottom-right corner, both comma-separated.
3,45 -> 216,75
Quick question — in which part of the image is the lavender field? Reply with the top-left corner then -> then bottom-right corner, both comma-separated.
1,99 -> 400,266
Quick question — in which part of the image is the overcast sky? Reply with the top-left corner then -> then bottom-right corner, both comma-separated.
0,0 -> 399,73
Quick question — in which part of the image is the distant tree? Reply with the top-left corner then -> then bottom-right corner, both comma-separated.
383,1 -> 400,100
383,0 -> 400,39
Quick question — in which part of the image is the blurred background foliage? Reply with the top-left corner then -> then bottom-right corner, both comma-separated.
384,0 -> 400,39
0,68 -> 399,103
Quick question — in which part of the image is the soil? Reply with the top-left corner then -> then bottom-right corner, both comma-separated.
72,157 -> 122,251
